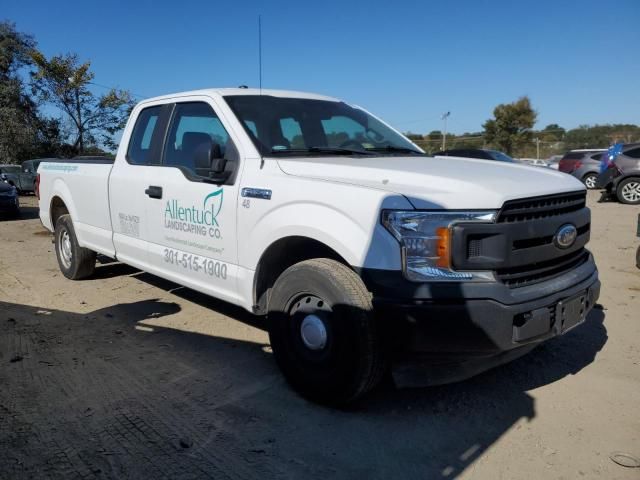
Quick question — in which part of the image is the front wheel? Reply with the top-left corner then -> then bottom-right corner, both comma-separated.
583,173 -> 598,189
617,177 -> 640,205
54,214 -> 96,279
268,258 -> 386,405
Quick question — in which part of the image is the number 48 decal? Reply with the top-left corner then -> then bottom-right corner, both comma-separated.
242,199 -> 250,209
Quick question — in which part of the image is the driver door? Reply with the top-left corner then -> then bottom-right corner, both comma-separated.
144,98 -> 243,305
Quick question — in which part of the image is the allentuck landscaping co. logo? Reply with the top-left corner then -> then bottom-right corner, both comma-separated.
164,188 -> 224,238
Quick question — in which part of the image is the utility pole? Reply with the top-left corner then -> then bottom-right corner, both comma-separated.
441,111 -> 450,150
534,137 -> 540,160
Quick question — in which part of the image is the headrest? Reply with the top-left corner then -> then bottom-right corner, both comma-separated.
182,132 -> 211,153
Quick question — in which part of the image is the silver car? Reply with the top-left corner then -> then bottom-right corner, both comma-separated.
598,143 -> 640,205
558,149 -> 606,189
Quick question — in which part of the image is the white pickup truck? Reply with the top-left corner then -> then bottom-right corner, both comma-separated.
37,88 -> 600,404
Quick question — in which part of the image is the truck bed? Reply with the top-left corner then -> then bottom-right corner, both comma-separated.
38,158 -> 116,258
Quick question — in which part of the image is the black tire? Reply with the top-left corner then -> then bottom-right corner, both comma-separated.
268,258 -> 386,405
616,177 -> 640,205
582,172 -> 598,190
54,214 -> 96,280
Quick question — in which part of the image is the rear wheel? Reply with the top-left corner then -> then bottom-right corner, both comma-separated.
54,214 -> 96,279
582,172 -> 598,189
616,177 -> 640,205
268,258 -> 386,405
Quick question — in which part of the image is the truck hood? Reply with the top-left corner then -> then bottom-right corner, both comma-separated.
276,155 -> 585,209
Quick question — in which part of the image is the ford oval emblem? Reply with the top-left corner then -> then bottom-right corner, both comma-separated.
554,224 -> 577,249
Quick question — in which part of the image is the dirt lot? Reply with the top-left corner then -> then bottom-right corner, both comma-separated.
1,192 -> 639,479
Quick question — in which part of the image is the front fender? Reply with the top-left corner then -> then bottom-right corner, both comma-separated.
241,193 -> 410,271
614,170 -> 640,189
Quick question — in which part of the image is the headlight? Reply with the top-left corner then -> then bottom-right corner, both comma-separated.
382,210 -> 497,282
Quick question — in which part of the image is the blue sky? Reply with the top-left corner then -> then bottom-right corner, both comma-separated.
4,0 -> 639,134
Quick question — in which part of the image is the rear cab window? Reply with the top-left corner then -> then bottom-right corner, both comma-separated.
127,106 -> 163,165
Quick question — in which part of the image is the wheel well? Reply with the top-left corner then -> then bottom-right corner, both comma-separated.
253,236 -> 350,315
616,175 -> 640,188
50,196 -> 69,228
582,171 -> 597,179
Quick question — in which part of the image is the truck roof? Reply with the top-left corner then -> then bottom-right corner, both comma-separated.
138,88 -> 341,105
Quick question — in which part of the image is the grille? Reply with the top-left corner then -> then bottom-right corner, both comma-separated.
512,223 -> 590,251
496,250 -> 590,288
467,238 -> 483,257
498,191 -> 586,223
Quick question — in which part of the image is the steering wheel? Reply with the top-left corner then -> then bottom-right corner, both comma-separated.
338,139 -> 365,150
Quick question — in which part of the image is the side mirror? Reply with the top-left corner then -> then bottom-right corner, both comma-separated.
194,140 -> 230,183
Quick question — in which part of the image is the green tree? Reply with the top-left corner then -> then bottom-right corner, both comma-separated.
541,123 -> 565,142
404,132 -> 423,141
482,96 -> 537,155
0,21 -> 58,163
30,51 -> 135,153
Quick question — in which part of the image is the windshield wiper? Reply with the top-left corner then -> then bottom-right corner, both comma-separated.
271,146 -> 374,155
366,146 -> 425,155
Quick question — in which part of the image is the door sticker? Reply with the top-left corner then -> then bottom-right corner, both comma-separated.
163,188 -> 224,239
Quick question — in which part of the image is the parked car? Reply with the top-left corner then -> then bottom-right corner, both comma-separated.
0,180 -> 20,217
597,143 -> 640,204
0,165 -> 21,187
558,149 -> 607,189
37,88 -> 599,405
519,158 -> 551,168
546,155 -> 563,170
0,159 -> 45,194
434,148 -> 517,162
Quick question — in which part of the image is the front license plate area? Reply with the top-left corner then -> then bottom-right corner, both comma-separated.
556,291 -> 587,334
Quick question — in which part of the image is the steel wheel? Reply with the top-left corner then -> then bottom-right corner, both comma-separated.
288,293 -> 333,358
583,174 -> 597,189
619,179 -> 640,204
268,258 -> 385,405
54,214 -> 96,279
59,229 -> 73,269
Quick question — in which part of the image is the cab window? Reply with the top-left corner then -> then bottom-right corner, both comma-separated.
164,102 -> 231,176
127,106 -> 162,165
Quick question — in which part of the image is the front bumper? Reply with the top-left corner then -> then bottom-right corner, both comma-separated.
361,253 -> 600,358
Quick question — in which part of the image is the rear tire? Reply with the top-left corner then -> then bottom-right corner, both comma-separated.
616,177 -> 640,205
54,214 -> 96,279
582,172 -> 598,189
268,258 -> 386,405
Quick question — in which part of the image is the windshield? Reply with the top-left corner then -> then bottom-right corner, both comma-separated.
224,95 -> 424,157
0,166 -> 20,173
488,150 -> 515,162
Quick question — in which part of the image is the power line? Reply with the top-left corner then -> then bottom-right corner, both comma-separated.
87,81 -> 148,99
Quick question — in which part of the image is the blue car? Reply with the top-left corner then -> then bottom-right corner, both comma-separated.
0,180 -> 20,217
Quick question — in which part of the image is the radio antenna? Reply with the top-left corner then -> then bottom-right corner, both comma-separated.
258,15 -> 263,94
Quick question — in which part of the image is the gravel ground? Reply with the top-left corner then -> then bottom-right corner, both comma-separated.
0,191 -> 639,479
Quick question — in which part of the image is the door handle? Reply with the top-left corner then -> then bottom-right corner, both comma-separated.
145,186 -> 163,199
